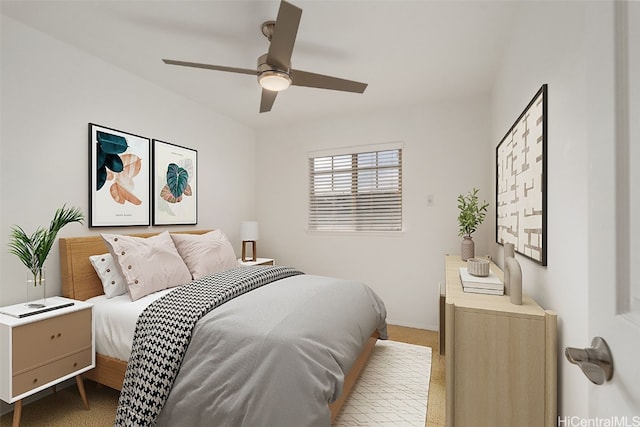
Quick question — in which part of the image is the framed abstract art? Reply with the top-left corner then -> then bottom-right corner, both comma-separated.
496,84 -> 548,265
152,139 -> 198,225
89,123 -> 150,227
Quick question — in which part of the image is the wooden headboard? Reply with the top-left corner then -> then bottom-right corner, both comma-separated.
59,230 -> 212,301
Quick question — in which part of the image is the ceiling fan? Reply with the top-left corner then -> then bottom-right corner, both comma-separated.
162,0 -> 367,113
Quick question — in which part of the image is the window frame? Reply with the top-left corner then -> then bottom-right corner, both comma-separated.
307,142 -> 404,233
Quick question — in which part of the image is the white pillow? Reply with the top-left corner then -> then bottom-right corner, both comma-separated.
170,230 -> 238,279
89,253 -> 128,298
102,231 -> 192,301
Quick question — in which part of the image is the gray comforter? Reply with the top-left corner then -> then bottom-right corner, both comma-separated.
156,273 -> 388,427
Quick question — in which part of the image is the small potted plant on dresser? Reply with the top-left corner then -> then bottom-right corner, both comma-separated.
457,188 -> 489,261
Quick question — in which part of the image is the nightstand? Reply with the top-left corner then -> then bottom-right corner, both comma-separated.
0,297 -> 95,427
237,258 -> 275,266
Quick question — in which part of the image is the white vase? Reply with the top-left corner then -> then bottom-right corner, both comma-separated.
504,242 -> 515,259
505,257 -> 522,305
503,243 -> 515,295
461,235 -> 475,261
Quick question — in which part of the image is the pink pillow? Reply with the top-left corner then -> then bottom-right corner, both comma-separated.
102,231 -> 192,301
170,230 -> 238,279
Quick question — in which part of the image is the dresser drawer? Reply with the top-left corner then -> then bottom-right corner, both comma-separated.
12,308 -> 92,373
12,348 -> 92,397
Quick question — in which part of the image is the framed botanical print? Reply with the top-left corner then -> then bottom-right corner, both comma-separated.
152,139 -> 198,225
496,84 -> 548,265
89,123 -> 150,227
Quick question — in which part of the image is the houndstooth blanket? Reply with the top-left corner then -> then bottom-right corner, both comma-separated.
114,266 -> 303,426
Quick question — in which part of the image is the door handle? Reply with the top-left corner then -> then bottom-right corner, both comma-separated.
565,337 -> 613,385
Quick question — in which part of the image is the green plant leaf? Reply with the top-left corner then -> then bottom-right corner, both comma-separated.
96,132 -> 126,191
166,163 -> 189,199
104,153 -> 124,173
97,131 -> 128,154
457,187 -> 489,236
96,145 -> 107,169
36,205 -> 84,267
7,226 -> 39,273
7,205 -> 84,273
97,165 -> 107,190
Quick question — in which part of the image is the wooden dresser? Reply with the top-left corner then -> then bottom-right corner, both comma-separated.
443,255 -> 557,427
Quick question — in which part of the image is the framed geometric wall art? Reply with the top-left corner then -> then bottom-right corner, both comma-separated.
496,84 -> 548,265
152,139 -> 198,225
89,123 -> 151,227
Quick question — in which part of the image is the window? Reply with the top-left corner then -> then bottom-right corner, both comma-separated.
308,143 -> 403,232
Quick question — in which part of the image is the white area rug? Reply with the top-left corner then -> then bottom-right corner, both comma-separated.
333,340 -> 432,427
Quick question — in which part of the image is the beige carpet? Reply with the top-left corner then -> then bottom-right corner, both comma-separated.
0,384 -> 118,427
1,340 -> 432,427
334,340 -> 432,426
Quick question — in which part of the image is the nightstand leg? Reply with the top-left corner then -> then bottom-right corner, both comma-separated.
12,399 -> 22,427
75,375 -> 90,410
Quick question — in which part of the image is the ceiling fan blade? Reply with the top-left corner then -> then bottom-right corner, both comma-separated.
267,1 -> 302,71
163,59 -> 256,76
260,89 -> 278,113
291,69 -> 368,93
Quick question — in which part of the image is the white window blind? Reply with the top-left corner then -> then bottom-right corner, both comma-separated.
308,146 -> 403,231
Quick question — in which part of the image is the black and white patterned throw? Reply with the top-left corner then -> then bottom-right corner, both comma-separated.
114,266 -> 303,426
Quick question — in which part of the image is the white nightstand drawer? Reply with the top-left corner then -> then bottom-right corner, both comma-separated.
12,308 -> 92,373
12,348 -> 93,397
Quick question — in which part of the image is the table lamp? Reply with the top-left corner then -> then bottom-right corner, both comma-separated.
240,221 -> 259,262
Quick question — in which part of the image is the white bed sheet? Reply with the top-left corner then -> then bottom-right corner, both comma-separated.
88,289 -> 173,361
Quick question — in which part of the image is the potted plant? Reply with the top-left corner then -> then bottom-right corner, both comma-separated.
8,205 -> 84,306
457,188 -> 489,261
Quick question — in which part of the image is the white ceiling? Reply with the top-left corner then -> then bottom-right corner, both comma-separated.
1,0 -> 519,129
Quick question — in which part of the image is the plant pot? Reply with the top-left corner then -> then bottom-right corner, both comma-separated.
461,235 -> 475,261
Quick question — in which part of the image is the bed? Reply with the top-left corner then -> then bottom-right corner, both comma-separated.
59,230 -> 387,426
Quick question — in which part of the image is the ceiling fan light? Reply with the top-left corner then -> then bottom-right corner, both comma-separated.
258,70 -> 292,92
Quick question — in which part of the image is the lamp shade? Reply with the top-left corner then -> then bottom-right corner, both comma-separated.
240,221 -> 259,241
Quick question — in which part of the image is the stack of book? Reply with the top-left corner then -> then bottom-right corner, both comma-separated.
459,267 -> 504,295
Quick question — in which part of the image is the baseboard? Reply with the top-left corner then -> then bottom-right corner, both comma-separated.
386,318 -> 438,331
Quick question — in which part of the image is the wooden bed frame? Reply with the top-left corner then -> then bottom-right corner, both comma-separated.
58,230 -> 378,422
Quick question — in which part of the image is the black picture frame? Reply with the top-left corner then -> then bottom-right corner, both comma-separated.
496,84 -> 548,265
89,123 -> 151,227
152,139 -> 198,225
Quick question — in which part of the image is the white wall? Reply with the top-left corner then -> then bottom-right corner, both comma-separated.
256,98 -> 492,330
0,16 -> 258,306
0,1 -> 604,418
489,1 -> 589,418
